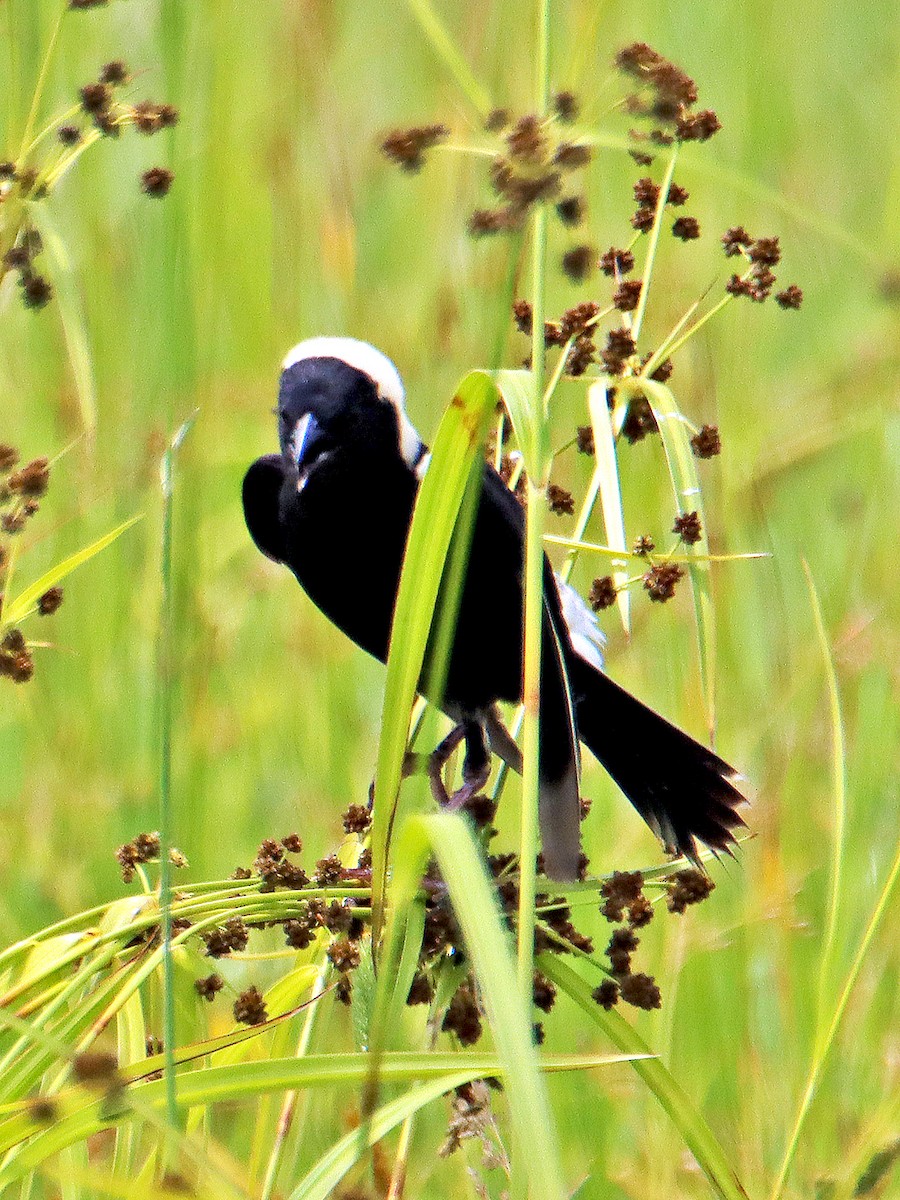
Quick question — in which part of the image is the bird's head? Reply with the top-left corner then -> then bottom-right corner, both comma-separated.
276,337 -> 423,485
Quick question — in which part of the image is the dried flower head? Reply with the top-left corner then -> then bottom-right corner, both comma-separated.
380,124 -> 449,172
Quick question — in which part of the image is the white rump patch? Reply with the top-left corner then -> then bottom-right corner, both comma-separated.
555,575 -> 606,671
281,336 -> 422,467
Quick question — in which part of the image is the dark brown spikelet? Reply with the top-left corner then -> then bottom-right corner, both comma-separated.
532,971 -> 557,1013
673,511 -> 702,544
560,301 -> 600,339
281,831 -> 303,853
380,123 -> 449,172
613,279 -> 642,311
512,298 -> 533,334
79,82 -> 110,114
554,142 -> 591,170
0,445 -> 19,472
72,1051 -> 119,1088
157,103 -> 179,128
203,917 -> 250,957
576,424 -> 594,455
633,534 -> 655,555
233,985 -> 267,1026
20,275 -> 53,310
407,972 -> 434,1005
99,60 -> 128,85
666,867 -> 715,912
57,124 -> 82,146
195,973 -> 224,1001
749,236 -> 781,266
29,1097 -> 59,1124
616,42 -> 664,77
37,587 -> 63,615
776,285 -> 803,309
442,980 -> 483,1046
600,871 -> 645,922
691,424 -> 721,458
342,804 -> 371,834
631,207 -> 655,233
726,274 -> 754,299
629,149 -> 654,167
593,979 -> 619,1010
506,114 -> 546,163
327,937 -> 361,973
284,917 -> 315,950
633,177 -> 660,207
619,972 -> 662,1010
607,926 -> 639,974
141,166 -> 174,197
643,561 -> 685,602
2,246 -> 29,270
667,182 -> 689,205
467,208 -> 514,237
132,100 -> 162,134
553,90 -> 579,122
484,107 -> 510,132
313,854 -> 343,885
555,195 -> 585,226
565,335 -> 596,376
672,215 -> 700,241
599,246 -> 635,277
588,576 -> 617,611
561,244 -> 594,282
675,109 -> 721,142
628,894 -> 654,928
722,226 -> 752,257
0,162 -> 16,179
547,484 -> 575,516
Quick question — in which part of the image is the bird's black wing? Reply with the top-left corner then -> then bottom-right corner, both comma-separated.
242,455 -> 289,565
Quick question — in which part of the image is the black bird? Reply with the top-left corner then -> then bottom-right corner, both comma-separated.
242,337 -> 746,880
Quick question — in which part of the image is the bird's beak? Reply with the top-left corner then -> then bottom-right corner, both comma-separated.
288,413 -> 316,472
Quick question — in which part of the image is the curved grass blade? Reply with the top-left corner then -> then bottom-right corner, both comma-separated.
0,1049 -> 629,1183
28,206 -> 98,433
370,371 -> 499,935
588,379 -> 630,634
626,376 -> 715,735
541,955 -> 749,1200
2,516 -> 141,627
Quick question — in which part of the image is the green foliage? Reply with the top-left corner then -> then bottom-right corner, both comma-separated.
0,1 -> 898,1198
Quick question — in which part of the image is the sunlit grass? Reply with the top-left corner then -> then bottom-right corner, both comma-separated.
0,0 -> 898,1197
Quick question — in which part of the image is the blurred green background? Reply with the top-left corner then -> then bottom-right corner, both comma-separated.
1,1 -> 898,1195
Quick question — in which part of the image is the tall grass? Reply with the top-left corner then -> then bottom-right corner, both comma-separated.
0,1 -> 898,1197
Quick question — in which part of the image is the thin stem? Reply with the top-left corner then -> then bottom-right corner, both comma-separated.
631,148 -> 679,344
16,2 -> 66,165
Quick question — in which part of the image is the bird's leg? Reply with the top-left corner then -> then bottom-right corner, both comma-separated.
425,723 -> 467,806
445,719 -> 491,811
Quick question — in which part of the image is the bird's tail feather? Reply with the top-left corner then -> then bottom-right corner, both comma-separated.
572,660 -> 747,862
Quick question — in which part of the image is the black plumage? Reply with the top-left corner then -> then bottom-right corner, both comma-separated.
242,337 -> 746,880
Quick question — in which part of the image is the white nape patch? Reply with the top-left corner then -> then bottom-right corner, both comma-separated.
555,575 -> 606,671
281,336 -> 423,468
414,451 -> 431,481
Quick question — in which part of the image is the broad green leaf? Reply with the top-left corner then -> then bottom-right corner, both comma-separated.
371,370 -> 498,933
2,516 -> 142,627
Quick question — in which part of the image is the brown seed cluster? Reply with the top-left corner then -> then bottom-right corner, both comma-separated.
589,576 -> 617,611
591,872 -> 661,1011
0,448 -> 53,675
643,561 -> 685,602
721,228 -> 802,306
114,831 -> 161,883
233,985 -> 268,1026
380,124 -> 450,172
0,54 -> 177,312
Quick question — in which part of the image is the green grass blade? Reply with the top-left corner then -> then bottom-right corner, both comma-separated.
495,368 -> 539,476
402,0 -> 491,115
29,205 -> 98,433
541,955 -> 749,1200
638,377 -> 716,735
370,370 -> 498,935
588,379 -> 630,634
422,811 -> 566,1200
2,516 -> 141,627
